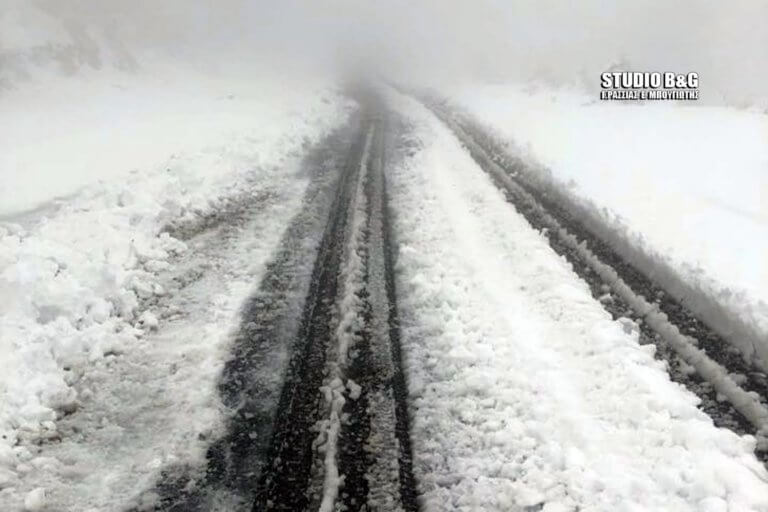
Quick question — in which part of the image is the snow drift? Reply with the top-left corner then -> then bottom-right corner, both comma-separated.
448,84 -> 768,371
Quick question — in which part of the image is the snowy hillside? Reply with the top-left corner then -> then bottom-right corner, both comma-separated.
0,0 -> 139,89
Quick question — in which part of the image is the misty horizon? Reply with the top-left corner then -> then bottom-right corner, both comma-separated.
1,0 -> 766,106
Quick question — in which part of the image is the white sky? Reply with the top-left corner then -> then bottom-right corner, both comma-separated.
3,0 -> 767,105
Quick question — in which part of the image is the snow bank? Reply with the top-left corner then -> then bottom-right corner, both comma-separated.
385,89 -> 768,512
0,69 -> 350,507
448,84 -> 768,369
315,126 -> 374,512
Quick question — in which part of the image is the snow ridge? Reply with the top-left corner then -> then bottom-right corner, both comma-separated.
363,121 -> 409,512
316,126 -> 374,512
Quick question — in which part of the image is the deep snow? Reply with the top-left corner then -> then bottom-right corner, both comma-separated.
447,84 -> 768,368
0,69 -> 342,217
385,89 -> 768,511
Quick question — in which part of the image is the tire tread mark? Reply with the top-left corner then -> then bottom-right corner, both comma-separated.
252,118 -> 372,511
378,116 -> 420,511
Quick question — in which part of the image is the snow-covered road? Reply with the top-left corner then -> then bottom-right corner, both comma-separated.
2,84 -> 768,512
445,85 -> 768,374
385,90 -> 768,511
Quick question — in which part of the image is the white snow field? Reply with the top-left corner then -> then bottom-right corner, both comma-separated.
385,90 -> 768,511
447,84 -> 768,370
0,70 -> 335,217
0,63 -> 352,511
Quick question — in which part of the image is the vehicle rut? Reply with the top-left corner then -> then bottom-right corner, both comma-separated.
130,95 -> 420,512
253,100 -> 419,512
419,95 -> 768,462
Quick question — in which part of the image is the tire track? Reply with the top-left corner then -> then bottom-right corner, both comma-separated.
128,94 -> 418,512
418,96 -> 768,459
253,101 -> 418,512
127,114 -> 362,512
251,116 -> 371,512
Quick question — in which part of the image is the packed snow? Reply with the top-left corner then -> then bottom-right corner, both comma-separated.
385,89 -> 768,511
447,84 -> 768,369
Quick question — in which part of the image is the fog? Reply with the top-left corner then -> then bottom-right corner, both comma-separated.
4,0 -> 768,105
